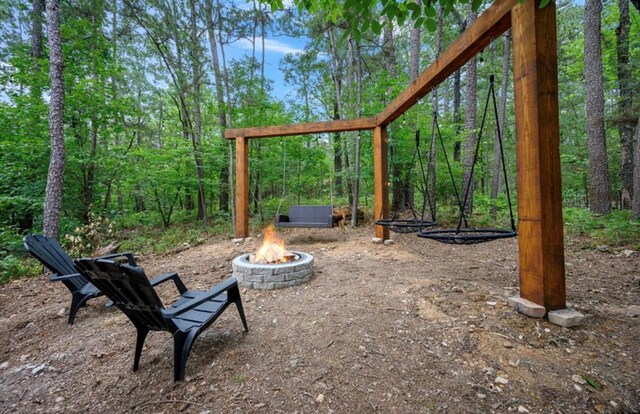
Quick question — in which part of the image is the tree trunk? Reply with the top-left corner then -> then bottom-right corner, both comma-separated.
631,116 -> 640,219
206,0 -> 230,212
490,31 -> 511,217
585,0 -> 612,214
350,36 -> 363,227
42,0 -> 66,240
327,25 -> 345,197
427,6 -> 443,222
461,7 -> 477,216
616,0 -> 634,209
189,0 -> 207,224
31,0 -> 43,58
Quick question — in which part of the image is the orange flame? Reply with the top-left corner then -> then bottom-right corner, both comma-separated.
251,225 -> 292,264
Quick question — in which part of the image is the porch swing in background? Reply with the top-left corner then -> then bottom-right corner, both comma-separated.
375,111 -> 437,233
418,74 -> 517,245
274,137 -> 336,228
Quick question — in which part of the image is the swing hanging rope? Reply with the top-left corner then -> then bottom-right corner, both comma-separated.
418,74 -> 517,245
375,112 -> 437,233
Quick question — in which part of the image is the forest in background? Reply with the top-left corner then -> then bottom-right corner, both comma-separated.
0,0 -> 639,282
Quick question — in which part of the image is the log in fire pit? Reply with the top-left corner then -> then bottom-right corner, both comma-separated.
232,225 -> 314,289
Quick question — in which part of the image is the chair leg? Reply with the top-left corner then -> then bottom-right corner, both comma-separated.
235,298 -> 249,332
68,293 -> 90,325
228,285 -> 249,332
173,330 -> 198,382
133,327 -> 149,371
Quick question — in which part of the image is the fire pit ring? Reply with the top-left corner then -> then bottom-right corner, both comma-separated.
232,251 -> 314,290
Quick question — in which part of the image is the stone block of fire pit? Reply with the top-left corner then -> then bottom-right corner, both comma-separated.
232,251 -> 314,290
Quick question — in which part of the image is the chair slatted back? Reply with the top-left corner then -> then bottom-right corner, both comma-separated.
24,234 -> 86,292
75,258 -> 173,332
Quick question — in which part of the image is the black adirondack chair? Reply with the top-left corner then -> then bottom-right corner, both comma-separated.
74,258 -> 249,381
23,234 -> 138,325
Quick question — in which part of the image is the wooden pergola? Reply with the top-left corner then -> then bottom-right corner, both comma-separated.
225,0 -> 566,312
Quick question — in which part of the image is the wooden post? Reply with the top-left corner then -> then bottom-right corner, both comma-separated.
373,126 -> 390,240
512,0 -> 566,310
235,136 -> 249,238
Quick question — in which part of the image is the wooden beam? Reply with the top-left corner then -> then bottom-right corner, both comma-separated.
235,136 -> 249,238
512,0 -> 566,311
377,0 -> 516,126
224,117 -> 378,139
373,126 -> 390,240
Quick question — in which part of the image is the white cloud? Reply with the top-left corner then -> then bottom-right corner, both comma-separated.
235,37 -> 304,55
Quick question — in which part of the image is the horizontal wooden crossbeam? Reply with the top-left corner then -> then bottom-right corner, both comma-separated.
224,117 -> 378,139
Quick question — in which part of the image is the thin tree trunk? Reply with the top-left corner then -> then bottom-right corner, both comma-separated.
31,0 -> 44,58
631,115 -> 640,219
585,0 -> 612,214
42,0 -> 65,240
189,0 -> 207,224
327,24 -> 345,196
427,6 -> 443,222
206,0 -> 230,213
461,6 -> 477,216
616,0 -> 634,209
350,36 -> 363,227
490,31 -> 511,218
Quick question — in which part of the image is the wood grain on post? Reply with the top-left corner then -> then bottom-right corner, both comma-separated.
512,0 -> 566,310
235,136 -> 249,238
373,126 -> 390,240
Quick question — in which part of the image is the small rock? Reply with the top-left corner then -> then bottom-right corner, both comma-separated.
477,393 -> 486,399
508,359 -> 520,367
371,237 -> 383,244
596,245 -> 610,253
0,361 -> 9,369
518,406 -> 530,413
32,364 -> 46,375
55,397 -> 64,403
253,403 -> 265,409
574,384 -> 583,392
383,239 -> 395,245
486,301 -> 497,306
502,341 -> 513,349
232,238 -> 244,245
57,308 -> 66,316
622,249 -> 634,257
572,374 -> 586,384
610,401 -> 618,408
495,376 -> 509,384
315,394 -> 325,404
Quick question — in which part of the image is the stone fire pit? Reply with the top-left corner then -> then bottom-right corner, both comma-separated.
232,251 -> 314,289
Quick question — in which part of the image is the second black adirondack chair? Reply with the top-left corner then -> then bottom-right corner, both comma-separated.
74,258 -> 249,381
23,234 -> 138,325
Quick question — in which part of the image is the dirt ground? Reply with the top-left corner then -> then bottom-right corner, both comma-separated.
1,226 -> 639,414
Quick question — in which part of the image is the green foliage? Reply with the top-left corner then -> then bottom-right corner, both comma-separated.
564,208 -> 640,248
0,227 -> 40,285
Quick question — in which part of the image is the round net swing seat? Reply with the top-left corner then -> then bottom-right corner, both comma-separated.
375,218 -> 437,234
417,228 -> 517,245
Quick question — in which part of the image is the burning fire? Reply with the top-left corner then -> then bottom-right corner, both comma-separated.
250,225 -> 294,264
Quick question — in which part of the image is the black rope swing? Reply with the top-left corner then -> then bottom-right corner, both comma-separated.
418,75 -> 517,245
375,123 -> 437,233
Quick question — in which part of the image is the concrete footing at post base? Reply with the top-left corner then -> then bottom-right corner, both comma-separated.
508,296 -> 586,327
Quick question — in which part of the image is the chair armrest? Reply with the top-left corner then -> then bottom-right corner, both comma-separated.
161,277 -> 238,318
49,272 -> 82,282
149,272 -> 187,294
97,252 -> 137,266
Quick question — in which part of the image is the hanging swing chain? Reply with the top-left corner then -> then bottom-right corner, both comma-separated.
433,111 -> 469,228
456,74 -> 498,233
490,76 -> 517,232
276,137 -> 287,217
416,129 -> 436,222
